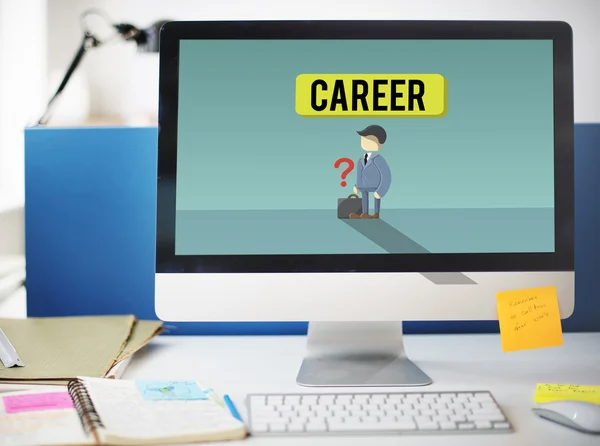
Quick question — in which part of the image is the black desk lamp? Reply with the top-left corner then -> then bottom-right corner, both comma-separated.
37,9 -> 168,126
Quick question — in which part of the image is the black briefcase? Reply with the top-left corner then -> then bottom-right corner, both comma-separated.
337,194 -> 362,219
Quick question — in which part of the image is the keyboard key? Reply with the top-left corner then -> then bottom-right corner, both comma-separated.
397,403 -> 413,411
269,423 -> 287,432
388,421 -> 417,430
430,402 -> 448,410
468,413 -> 505,422
449,414 -> 467,423
414,415 -> 431,423
328,403 -> 346,412
362,416 -> 379,423
417,420 -> 439,430
481,402 -> 500,410
466,402 -> 482,410
432,415 -> 449,424
439,421 -> 456,430
380,415 -> 397,423
458,422 -> 476,430
305,423 -> 327,432
493,422 -> 511,430
363,404 -> 380,412
475,420 -> 492,429
328,416 -> 344,425
253,415 -> 284,424
335,410 -> 350,418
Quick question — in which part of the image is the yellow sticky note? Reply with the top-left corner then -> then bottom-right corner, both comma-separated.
535,383 -> 600,405
496,286 -> 563,352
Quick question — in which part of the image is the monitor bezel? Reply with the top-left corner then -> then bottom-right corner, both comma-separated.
156,20 -> 574,274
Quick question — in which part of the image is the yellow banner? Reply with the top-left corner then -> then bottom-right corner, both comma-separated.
295,74 -> 447,118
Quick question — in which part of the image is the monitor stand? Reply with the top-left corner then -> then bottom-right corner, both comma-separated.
296,322 -> 432,387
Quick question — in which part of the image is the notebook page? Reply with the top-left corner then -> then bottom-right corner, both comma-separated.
0,391 -> 92,446
81,377 -> 245,444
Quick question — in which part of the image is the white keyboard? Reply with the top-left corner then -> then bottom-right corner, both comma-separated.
246,391 -> 512,435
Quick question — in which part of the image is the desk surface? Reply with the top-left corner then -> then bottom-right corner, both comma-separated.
122,332 -> 600,446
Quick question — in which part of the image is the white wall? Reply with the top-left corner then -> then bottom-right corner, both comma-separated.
0,0 -> 47,203
0,0 -> 46,257
0,208 -> 24,255
46,0 -> 599,123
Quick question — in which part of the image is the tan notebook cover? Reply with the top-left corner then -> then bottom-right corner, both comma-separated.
0,319 -> 163,386
0,315 -> 135,380
114,320 -> 164,363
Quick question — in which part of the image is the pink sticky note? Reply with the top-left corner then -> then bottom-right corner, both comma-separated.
2,392 -> 74,414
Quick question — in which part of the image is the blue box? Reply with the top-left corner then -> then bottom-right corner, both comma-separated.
24,125 -> 600,334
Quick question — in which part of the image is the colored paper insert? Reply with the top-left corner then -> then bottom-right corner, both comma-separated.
535,383 -> 600,405
496,286 -> 563,352
2,392 -> 74,414
136,380 -> 207,400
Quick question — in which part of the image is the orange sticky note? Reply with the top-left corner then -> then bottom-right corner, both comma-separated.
496,286 -> 563,352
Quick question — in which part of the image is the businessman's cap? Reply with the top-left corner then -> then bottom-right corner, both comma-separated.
357,125 -> 387,144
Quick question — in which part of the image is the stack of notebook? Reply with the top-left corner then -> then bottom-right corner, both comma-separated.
0,315 -> 164,387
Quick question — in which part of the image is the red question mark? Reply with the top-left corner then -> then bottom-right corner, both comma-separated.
334,157 -> 355,187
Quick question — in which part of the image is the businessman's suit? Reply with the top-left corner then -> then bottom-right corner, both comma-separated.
355,152 -> 391,214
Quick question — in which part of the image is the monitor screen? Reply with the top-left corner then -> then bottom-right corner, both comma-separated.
174,38 -> 555,256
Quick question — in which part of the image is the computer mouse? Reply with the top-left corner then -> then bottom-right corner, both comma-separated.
532,401 -> 600,434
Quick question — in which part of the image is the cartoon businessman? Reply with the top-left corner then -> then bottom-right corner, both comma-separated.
350,125 -> 392,219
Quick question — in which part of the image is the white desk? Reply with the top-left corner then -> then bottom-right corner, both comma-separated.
122,333 -> 600,446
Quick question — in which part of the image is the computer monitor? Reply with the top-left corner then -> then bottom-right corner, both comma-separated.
155,20 -> 574,387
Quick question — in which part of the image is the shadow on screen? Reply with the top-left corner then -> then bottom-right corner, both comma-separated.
341,219 -> 429,254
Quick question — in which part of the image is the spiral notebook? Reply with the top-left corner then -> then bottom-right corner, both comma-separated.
0,377 -> 247,446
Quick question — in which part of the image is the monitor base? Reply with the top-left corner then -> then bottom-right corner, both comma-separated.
296,322 -> 432,387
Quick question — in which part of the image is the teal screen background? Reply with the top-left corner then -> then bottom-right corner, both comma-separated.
175,39 -> 555,255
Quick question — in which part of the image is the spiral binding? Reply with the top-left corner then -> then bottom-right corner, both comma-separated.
67,379 -> 105,434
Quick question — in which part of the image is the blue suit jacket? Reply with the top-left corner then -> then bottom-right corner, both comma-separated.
355,153 -> 392,197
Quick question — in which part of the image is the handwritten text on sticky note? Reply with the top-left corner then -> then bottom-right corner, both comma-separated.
535,383 -> 600,405
496,286 -> 563,352
2,392 -> 74,414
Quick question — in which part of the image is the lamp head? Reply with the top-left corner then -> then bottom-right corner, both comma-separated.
113,20 -> 169,53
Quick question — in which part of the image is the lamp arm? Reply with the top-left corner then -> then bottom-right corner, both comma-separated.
37,32 -> 100,126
